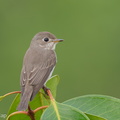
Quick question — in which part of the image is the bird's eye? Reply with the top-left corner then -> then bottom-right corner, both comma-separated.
44,37 -> 49,42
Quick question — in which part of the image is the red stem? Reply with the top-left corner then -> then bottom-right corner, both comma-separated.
47,89 -> 54,101
4,91 -> 21,97
34,105 -> 48,113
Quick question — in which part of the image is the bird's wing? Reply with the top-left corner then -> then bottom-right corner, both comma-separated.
20,49 -> 56,89
29,53 -> 56,85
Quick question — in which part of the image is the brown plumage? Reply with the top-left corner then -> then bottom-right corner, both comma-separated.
17,32 -> 63,111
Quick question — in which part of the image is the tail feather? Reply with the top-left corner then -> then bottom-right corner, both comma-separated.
17,86 -> 33,111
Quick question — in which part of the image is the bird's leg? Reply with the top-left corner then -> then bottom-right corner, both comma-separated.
42,85 -> 54,101
42,85 -> 50,95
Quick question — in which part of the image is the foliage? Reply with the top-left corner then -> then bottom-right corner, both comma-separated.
0,75 -> 120,120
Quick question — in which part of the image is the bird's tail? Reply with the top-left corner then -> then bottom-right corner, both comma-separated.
17,85 -> 33,111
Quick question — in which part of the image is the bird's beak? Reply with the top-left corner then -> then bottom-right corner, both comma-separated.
52,39 -> 64,43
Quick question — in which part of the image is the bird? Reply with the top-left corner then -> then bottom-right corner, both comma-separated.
17,32 -> 63,111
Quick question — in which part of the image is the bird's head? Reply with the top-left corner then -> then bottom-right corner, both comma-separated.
31,32 -> 63,50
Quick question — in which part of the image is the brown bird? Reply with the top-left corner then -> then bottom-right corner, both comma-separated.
17,32 -> 63,111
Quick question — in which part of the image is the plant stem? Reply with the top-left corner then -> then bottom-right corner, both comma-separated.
4,91 -> 21,97
34,106 -> 48,113
47,89 -> 54,101
7,111 -> 28,120
28,106 -> 35,120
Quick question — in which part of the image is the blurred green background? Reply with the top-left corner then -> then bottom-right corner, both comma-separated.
0,0 -> 120,114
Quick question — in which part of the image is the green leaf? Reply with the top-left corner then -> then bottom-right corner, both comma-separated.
7,75 -> 59,120
46,75 -> 60,98
7,112 -> 31,120
7,94 -> 20,115
86,114 -> 106,120
63,95 -> 120,120
41,102 -> 90,120
7,94 -> 30,120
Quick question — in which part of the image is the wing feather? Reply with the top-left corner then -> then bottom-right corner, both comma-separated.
20,49 -> 56,95
29,55 -> 56,85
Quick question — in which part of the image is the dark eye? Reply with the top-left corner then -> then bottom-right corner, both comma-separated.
44,37 -> 49,42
